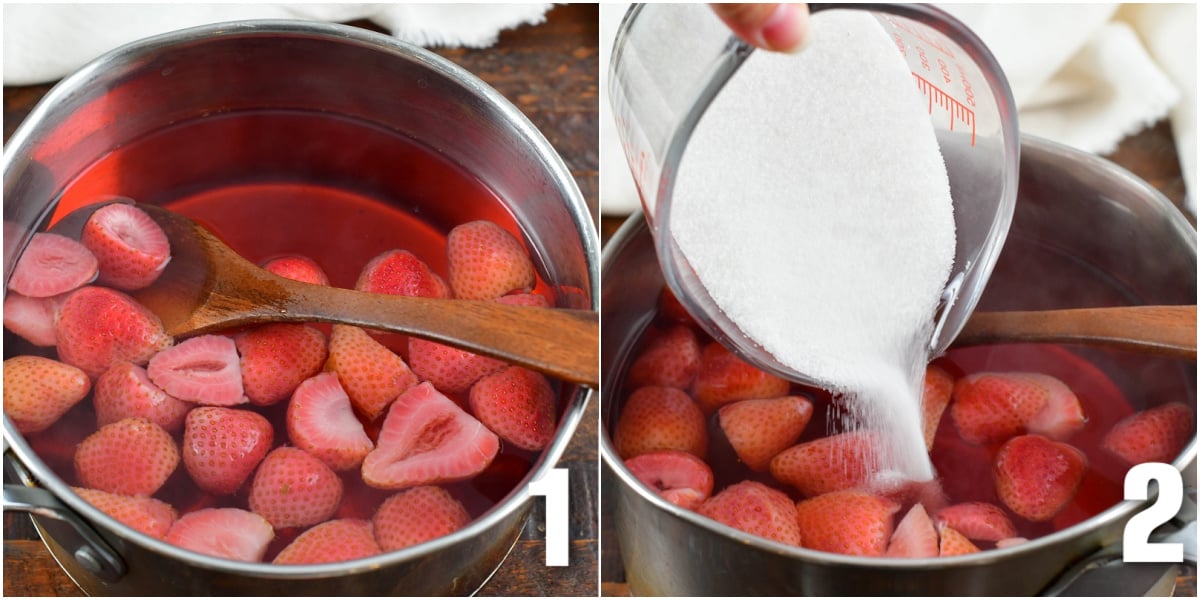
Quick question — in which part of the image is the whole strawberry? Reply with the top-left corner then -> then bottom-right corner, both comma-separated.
182,407 -> 273,495
372,486 -> 470,551
993,434 -> 1086,522
93,361 -> 190,432
356,249 -> 451,299
626,324 -> 701,390
75,417 -> 179,496
236,323 -> 327,406
690,342 -> 790,413
469,366 -> 556,451
325,325 -> 418,421
249,446 -> 344,529
407,337 -> 506,395
718,395 -> 813,471
794,490 -> 899,556
769,431 -> 880,497
698,480 -> 801,546
1102,401 -> 1194,465
273,519 -> 381,564
3,355 -> 91,434
73,487 -> 177,540
55,286 -> 173,378
613,386 -> 708,460
446,220 -> 536,300
922,364 -> 954,450
262,255 -> 330,286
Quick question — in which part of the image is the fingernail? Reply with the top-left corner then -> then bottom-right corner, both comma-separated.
761,4 -> 808,53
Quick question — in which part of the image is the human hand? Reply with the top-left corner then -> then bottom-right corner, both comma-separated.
709,4 -> 810,53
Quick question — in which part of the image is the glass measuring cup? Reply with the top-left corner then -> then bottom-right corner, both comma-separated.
609,3 -> 1020,382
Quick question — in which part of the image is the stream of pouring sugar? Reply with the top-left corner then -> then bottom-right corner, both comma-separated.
670,11 -> 956,486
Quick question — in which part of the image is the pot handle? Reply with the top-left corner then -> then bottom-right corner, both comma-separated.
3,446 -> 126,582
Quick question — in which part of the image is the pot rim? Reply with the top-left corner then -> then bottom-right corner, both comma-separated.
3,18 -> 597,578
599,133 -> 1197,570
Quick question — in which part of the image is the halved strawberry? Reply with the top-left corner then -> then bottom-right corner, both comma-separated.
372,486 -> 470,551
287,372 -> 374,471
613,386 -> 708,460
55,286 -> 173,378
94,361 -> 190,432
446,220 -> 536,300
1102,401 -> 1194,465
718,395 -> 813,472
626,324 -> 702,390
1022,373 -> 1086,441
934,502 -> 1017,542
81,203 -> 170,290
356,249 -> 451,299
691,342 -> 790,413
273,518 -> 381,564
922,364 -> 954,450
886,503 -> 938,558
769,431 -> 880,497
74,417 -> 179,496
7,232 -> 98,298
938,524 -> 981,556
73,487 -> 176,539
407,337 -> 506,395
325,325 -> 419,420
793,490 -> 899,557
361,382 -> 499,489
3,355 -> 91,434
236,323 -> 327,406
994,434 -> 1086,522
995,537 -> 1028,549
182,407 -> 273,495
697,480 -> 801,546
249,446 -> 344,529
147,334 -> 245,406
165,507 -> 274,562
262,255 -> 330,286
950,372 -> 1050,445
468,366 -> 556,451
624,450 -> 714,511
3,291 -> 65,347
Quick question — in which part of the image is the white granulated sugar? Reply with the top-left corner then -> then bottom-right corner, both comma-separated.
670,11 -> 956,483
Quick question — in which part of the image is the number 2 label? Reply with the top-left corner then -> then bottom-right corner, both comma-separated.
1123,462 -> 1185,563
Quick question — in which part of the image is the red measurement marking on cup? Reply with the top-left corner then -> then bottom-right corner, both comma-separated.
913,72 -> 976,146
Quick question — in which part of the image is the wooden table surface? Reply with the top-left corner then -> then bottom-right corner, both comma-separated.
2,4 -> 598,597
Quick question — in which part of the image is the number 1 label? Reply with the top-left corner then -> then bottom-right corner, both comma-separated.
1123,462 -> 1185,563
529,468 -> 569,566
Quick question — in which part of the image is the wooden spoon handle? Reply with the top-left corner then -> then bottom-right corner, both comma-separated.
953,305 -> 1197,360
284,286 -> 599,388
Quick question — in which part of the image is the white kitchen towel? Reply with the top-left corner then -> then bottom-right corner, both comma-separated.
599,3 -> 1196,215
2,3 -> 553,86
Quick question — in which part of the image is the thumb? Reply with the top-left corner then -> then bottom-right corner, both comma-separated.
710,3 -> 810,53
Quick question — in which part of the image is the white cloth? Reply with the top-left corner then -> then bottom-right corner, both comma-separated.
2,3 -> 552,85
599,3 -> 1197,215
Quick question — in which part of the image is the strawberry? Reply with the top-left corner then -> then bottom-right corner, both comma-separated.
793,490 -> 899,557
93,361 -> 190,432
55,286 -> 173,378
287,372 -> 374,471
934,502 -> 1017,542
995,537 -> 1029,549
249,446 -> 344,529
657,285 -> 696,325
494,292 -> 552,308
769,431 -> 880,497
950,372 -> 1050,445
613,386 -> 708,460
446,220 -> 536,300
356,249 -> 451,299
81,203 -> 170,290
182,407 -> 273,495
165,507 -> 274,562
468,366 -> 556,451
697,480 -> 801,546
1022,373 -> 1086,441
718,395 -> 813,471
325,325 -> 419,420
407,337 -> 506,395
7,232 -> 98,298
937,524 -> 980,556
72,487 -> 177,540
886,503 -> 938,558
236,323 -> 327,406
262,255 -> 330,286
3,355 -> 90,434
372,486 -> 470,551
3,291 -> 65,347
623,450 -> 714,511
74,417 -> 179,496
1102,401 -> 1194,465
922,364 -> 954,450
993,434 -> 1086,522
690,342 -> 790,413
147,334 -> 245,406
361,382 -> 499,489
626,324 -> 701,390
273,518 -> 381,564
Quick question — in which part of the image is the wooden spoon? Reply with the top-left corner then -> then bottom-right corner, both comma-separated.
953,305 -> 1196,360
60,202 -> 599,388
